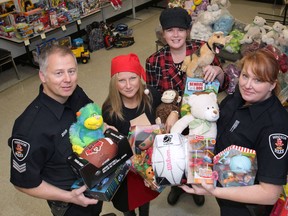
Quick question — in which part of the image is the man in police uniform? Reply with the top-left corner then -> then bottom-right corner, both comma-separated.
8,45 -> 110,216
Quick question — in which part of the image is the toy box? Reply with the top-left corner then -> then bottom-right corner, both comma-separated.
67,128 -> 133,189
71,163 -> 129,201
181,77 -> 220,116
129,124 -> 164,192
186,135 -> 217,184
152,133 -> 188,186
213,145 -> 257,187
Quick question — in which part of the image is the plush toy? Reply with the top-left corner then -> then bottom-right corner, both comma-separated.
213,14 -> 234,36
69,103 -> 104,154
190,21 -> 213,41
262,21 -> 286,45
278,28 -> 288,55
240,16 -> 271,44
168,0 -> 184,8
211,0 -> 231,8
224,29 -> 245,53
155,89 -> 182,124
182,31 -> 232,78
171,92 -> 219,138
190,3 -> 222,41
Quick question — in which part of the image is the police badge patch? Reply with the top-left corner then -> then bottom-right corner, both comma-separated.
12,139 -> 30,161
269,134 -> 288,159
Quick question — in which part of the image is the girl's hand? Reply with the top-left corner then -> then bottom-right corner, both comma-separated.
203,65 -> 223,82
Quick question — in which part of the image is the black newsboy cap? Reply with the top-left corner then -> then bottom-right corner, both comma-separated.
159,7 -> 192,30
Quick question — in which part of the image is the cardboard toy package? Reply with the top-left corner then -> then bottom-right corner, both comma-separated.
71,163 -> 129,201
181,77 -> 220,117
213,145 -> 257,187
67,128 -> 133,189
152,133 -> 188,186
128,124 -> 164,192
186,135 -> 217,184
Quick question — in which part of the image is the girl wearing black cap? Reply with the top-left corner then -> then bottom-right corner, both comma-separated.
146,7 -> 227,207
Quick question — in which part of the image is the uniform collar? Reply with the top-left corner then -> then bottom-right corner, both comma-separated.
39,85 -> 69,120
241,93 -> 276,121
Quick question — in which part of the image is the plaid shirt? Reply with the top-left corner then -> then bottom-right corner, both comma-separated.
145,40 -> 222,97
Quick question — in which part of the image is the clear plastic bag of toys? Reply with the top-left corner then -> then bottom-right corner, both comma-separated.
213,145 -> 257,187
128,124 -> 165,192
186,135 -> 218,184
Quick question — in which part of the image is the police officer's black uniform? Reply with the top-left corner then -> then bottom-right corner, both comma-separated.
8,85 -> 103,216
215,87 -> 288,216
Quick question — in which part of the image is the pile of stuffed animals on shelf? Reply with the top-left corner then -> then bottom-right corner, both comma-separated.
166,0 -> 288,104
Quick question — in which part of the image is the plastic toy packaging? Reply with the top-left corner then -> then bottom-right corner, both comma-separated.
152,133 -> 188,186
213,145 -> 257,187
186,135 -> 217,184
128,124 -> 165,192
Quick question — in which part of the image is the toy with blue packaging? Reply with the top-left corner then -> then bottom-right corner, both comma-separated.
213,145 -> 257,187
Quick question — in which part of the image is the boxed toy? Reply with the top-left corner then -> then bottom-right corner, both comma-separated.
181,77 -> 220,116
129,124 -> 164,192
213,145 -> 257,187
67,128 -> 133,189
71,163 -> 129,201
152,133 -> 188,186
186,135 -> 217,184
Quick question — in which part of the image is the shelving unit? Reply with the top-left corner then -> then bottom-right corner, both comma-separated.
0,0 -> 151,58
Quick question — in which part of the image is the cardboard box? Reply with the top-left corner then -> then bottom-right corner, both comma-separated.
71,163 -> 129,201
67,129 -> 133,189
181,77 -> 220,116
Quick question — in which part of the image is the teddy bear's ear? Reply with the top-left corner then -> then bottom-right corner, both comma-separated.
187,94 -> 197,106
208,92 -> 217,101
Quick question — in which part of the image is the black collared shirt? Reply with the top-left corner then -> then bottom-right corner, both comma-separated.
9,85 -> 92,190
216,87 -> 288,185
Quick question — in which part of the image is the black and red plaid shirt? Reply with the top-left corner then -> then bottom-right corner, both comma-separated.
145,40 -> 223,97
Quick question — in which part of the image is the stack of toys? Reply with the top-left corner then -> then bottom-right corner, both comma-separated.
213,145 -> 257,187
129,124 -> 164,192
67,103 -> 133,201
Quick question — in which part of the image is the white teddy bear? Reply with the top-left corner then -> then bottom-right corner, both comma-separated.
262,21 -> 286,45
190,3 -> 222,41
278,28 -> 288,55
171,92 -> 219,139
240,16 -> 271,44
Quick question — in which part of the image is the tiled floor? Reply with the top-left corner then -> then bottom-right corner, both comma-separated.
0,1 -> 284,215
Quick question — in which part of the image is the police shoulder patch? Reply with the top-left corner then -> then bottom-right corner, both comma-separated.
269,133 -> 288,159
12,139 -> 30,161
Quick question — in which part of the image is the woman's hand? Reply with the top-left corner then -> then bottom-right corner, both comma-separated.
179,182 -> 216,196
203,65 -> 224,83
